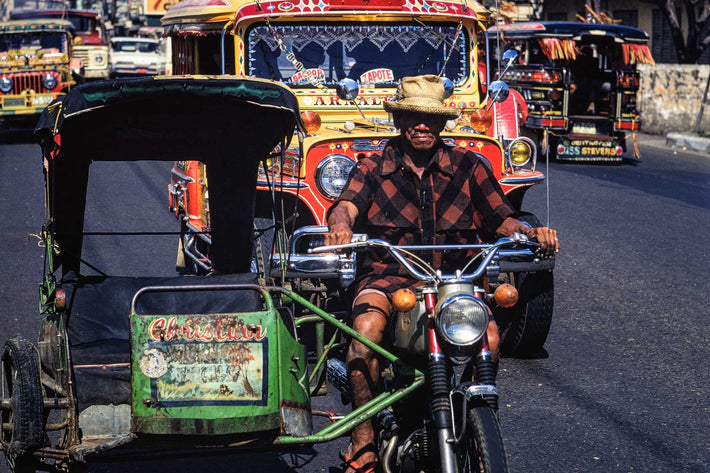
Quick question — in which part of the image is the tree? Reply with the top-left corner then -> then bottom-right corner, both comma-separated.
650,0 -> 710,63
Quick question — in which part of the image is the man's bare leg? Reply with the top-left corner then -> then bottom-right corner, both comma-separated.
344,291 -> 391,472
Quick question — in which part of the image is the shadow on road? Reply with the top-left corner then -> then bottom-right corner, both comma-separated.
0,125 -> 37,144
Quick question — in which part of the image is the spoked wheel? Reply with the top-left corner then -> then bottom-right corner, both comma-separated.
456,406 -> 508,473
1,337 -> 45,473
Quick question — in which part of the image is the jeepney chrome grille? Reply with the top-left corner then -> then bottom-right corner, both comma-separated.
9,72 -> 43,94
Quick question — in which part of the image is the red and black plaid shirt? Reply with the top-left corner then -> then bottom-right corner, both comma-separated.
333,136 -> 516,296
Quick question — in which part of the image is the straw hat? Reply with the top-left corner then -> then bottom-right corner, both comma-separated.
384,75 -> 459,119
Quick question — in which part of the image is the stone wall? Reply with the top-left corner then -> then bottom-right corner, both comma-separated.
638,64 -> 710,135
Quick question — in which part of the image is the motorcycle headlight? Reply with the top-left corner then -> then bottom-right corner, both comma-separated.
315,154 -> 355,199
437,294 -> 488,346
42,73 -> 57,90
0,76 -> 12,93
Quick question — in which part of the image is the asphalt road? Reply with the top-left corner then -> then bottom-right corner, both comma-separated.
0,131 -> 707,473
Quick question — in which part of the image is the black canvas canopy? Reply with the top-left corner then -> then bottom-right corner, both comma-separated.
36,75 -> 303,275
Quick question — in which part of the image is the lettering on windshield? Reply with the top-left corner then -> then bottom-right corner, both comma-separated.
360,68 -> 394,85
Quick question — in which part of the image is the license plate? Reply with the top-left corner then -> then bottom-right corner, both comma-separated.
571,122 -> 597,134
2,97 -> 26,108
31,95 -> 55,106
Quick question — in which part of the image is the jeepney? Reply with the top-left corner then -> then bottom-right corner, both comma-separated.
0,19 -> 75,121
11,9 -> 111,80
163,0 -> 554,356
487,21 -> 654,162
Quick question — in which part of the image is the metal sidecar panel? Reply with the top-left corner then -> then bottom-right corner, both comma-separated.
130,305 -> 312,436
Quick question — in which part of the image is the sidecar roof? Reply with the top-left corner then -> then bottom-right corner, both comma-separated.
488,21 -> 650,44
35,75 -> 302,275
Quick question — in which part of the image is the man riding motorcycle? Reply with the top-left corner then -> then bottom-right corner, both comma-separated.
325,75 -> 560,473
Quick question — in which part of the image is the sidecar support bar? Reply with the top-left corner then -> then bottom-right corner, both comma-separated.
273,377 -> 425,445
278,288 -> 407,365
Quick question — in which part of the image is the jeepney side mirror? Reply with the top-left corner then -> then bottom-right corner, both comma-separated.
486,80 -> 510,110
336,78 -> 360,101
441,77 -> 454,99
487,80 -> 510,106
499,49 -> 519,79
336,78 -> 367,119
502,49 -> 519,67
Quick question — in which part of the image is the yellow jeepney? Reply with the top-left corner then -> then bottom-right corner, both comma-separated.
164,0 -> 553,356
0,19 -> 75,121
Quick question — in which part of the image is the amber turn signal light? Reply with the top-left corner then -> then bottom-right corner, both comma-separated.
393,289 -> 417,312
301,110 -> 322,134
494,283 -> 518,308
469,108 -> 492,133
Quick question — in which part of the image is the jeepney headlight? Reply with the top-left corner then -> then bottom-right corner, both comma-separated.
437,294 -> 488,346
506,136 -> 537,170
42,74 -> 57,90
315,154 -> 355,199
0,76 -> 12,93
510,140 -> 532,166
94,54 -> 104,63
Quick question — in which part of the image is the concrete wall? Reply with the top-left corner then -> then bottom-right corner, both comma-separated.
638,64 -> 710,135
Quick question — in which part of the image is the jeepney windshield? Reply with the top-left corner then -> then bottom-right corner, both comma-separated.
247,23 -> 468,87
0,32 -> 68,53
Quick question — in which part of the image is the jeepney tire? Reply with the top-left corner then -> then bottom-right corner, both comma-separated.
1,337 -> 45,472
499,270 -> 554,358
498,212 -> 554,357
253,218 -> 275,279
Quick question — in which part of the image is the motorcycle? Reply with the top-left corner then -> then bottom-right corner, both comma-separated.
309,233 -> 545,473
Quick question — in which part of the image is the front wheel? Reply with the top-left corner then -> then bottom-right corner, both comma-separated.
456,405 -> 508,473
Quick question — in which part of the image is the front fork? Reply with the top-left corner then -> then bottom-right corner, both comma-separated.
425,291 -> 498,473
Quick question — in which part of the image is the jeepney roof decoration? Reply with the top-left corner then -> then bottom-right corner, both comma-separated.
162,0 -> 489,28
488,21 -> 654,66
0,20 -> 73,33
488,22 -> 650,44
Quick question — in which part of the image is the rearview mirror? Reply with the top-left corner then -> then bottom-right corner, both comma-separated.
336,79 -> 360,101
502,49 -> 519,65
488,80 -> 510,103
441,77 -> 454,99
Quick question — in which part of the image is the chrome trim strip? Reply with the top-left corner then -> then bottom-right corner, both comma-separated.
256,179 -> 308,189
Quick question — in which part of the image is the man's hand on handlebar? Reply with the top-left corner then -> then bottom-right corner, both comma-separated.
497,217 -> 560,257
325,201 -> 359,246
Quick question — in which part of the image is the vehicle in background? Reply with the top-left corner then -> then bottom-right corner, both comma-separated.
110,36 -> 162,76
0,19 -> 76,123
10,9 -> 111,80
163,0 -> 555,357
487,21 -> 654,162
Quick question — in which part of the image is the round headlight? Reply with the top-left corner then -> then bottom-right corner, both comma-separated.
315,155 -> 355,199
437,294 -> 488,346
509,140 -> 532,166
42,74 -> 57,90
0,76 -> 12,93
94,54 -> 104,64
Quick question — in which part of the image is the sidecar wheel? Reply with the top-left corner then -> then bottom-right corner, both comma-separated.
253,218 -> 275,278
1,338 -> 45,472
500,270 -> 554,358
457,406 -> 508,473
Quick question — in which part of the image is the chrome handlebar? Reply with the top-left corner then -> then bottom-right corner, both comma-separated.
309,233 -> 540,284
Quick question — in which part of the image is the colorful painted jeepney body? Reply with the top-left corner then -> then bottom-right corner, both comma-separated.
487,21 -> 654,162
163,0 -> 544,270
11,9 -> 111,80
0,19 -> 74,120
